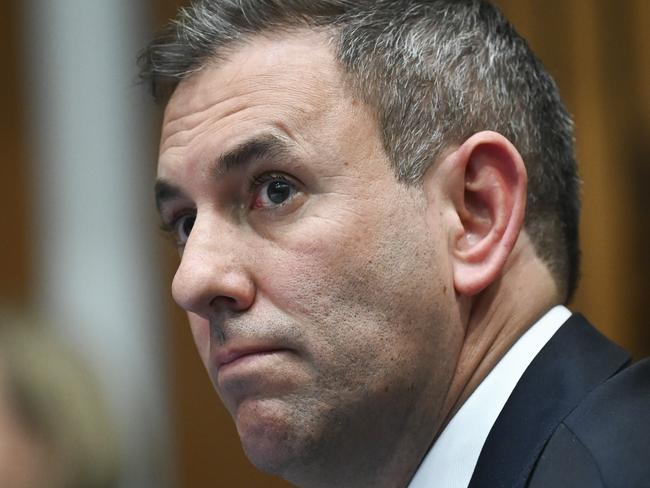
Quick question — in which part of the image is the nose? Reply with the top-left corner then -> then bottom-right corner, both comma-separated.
171,215 -> 256,318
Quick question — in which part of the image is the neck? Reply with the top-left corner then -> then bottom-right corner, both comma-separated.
440,234 -> 562,428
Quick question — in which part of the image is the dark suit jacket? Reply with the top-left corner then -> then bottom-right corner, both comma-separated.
468,314 -> 650,488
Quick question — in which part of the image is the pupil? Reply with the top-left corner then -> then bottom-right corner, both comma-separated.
267,181 -> 291,204
183,217 -> 195,237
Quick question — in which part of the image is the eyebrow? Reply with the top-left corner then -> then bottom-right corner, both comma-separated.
154,180 -> 186,213
154,133 -> 293,212
215,133 -> 292,177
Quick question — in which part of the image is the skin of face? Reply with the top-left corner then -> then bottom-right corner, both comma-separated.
157,31 -> 465,486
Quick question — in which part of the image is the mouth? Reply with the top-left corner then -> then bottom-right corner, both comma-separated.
216,346 -> 290,372
211,343 -> 305,406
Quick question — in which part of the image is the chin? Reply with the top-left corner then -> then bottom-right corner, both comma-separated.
234,397 -> 310,476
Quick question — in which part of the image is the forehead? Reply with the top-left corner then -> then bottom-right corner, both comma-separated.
157,29 -> 388,188
160,30 -> 345,146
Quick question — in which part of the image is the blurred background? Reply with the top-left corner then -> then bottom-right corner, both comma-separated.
1,0 -> 648,486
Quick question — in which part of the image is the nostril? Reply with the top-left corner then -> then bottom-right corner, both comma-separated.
209,295 -> 241,312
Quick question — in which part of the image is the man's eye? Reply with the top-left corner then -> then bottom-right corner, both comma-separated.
252,176 -> 298,209
173,214 -> 195,245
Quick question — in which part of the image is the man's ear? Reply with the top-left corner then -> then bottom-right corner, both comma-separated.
432,131 -> 527,296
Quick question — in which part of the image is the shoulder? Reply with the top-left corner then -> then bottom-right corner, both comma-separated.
529,358 -> 650,488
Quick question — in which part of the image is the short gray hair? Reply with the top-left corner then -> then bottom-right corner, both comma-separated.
139,0 -> 580,300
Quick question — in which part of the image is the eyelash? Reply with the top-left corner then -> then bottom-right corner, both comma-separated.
159,210 -> 194,243
160,172 -> 299,243
248,172 -> 290,193
249,172 -> 301,212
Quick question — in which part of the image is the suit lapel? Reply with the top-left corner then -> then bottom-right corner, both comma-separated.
468,314 -> 630,488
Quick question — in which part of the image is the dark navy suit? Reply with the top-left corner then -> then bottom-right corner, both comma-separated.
468,314 -> 650,488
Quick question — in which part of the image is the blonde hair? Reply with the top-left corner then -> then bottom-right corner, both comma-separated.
0,309 -> 120,488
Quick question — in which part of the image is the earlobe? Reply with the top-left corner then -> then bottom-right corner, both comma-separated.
444,131 -> 527,296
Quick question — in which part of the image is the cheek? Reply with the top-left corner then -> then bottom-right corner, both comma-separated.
259,208 -> 444,354
255,228 -> 362,320
254,185 -> 456,370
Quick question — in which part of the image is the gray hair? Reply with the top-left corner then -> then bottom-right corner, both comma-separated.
139,0 -> 580,300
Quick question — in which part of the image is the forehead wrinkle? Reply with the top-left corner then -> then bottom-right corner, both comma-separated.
160,102 -> 308,163
164,71 -> 333,134
160,79 -> 330,154
161,87 -> 257,146
161,97 -> 250,155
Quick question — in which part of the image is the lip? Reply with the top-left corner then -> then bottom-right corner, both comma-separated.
215,345 -> 288,370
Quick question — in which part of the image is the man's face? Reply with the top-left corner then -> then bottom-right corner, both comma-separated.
156,32 -> 463,480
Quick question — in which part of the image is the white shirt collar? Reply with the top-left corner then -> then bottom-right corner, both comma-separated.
408,305 -> 572,488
